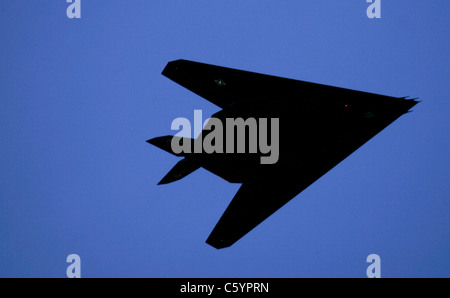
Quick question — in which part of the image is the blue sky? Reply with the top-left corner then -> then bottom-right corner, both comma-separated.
0,1 -> 449,277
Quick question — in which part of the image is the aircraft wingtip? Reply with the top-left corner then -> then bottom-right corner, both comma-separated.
206,236 -> 233,249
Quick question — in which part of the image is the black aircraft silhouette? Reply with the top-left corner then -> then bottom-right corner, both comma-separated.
148,59 -> 418,249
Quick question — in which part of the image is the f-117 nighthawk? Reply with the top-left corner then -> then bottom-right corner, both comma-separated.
147,59 -> 418,249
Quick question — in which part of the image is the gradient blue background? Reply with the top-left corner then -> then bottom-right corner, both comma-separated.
0,1 -> 449,277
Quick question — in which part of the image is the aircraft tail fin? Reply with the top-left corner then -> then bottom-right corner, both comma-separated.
157,158 -> 200,185
146,135 -> 188,157
147,136 -> 200,184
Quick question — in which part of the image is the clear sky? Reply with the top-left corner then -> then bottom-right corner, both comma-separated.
0,1 -> 449,277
